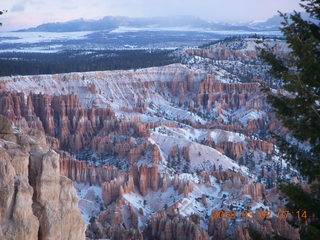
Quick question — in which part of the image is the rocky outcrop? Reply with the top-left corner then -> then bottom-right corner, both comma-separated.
86,202 -> 144,240
187,47 -> 258,61
0,63 -> 273,136
150,212 -> 209,240
234,227 -> 251,240
0,115 -> 13,134
211,170 -> 246,184
208,218 -> 229,240
186,39 -> 288,62
243,182 -> 266,202
0,91 -> 115,153
0,150 -> 39,240
90,222 -> 143,240
218,141 -> 245,160
102,173 -> 134,205
59,151 -> 118,185
196,76 -> 262,111
0,125 -> 86,240
234,217 -> 300,240
137,165 -> 161,196
214,139 -> 273,163
249,140 -> 274,155
30,150 -> 85,240
208,214 -> 299,240
102,165 -> 195,206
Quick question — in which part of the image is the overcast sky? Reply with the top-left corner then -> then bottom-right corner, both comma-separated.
1,0 -> 303,31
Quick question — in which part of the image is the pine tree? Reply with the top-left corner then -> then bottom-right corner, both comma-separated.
259,0 -> 320,238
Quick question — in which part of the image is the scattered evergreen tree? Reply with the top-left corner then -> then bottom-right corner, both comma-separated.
164,203 -> 168,211
259,0 -> 320,238
0,49 -> 177,76
247,227 -> 290,240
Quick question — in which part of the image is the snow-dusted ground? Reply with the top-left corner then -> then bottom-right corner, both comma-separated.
150,126 -> 246,173
121,173 -> 223,230
74,183 -> 104,224
73,171 -> 237,231
208,129 -> 246,144
0,64 -> 196,108
234,108 -> 267,127
182,38 -> 289,88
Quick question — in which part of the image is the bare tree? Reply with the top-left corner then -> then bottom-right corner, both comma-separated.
0,10 -> 7,26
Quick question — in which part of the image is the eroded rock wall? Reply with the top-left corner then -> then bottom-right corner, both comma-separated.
0,123 -> 86,240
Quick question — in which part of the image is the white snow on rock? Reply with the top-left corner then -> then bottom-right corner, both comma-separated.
235,109 -> 266,127
208,129 -> 246,144
74,183 -> 103,224
121,177 -> 223,230
151,126 -> 242,172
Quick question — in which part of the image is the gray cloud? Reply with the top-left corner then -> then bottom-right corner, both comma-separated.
11,4 -> 25,12
1,0 -> 303,31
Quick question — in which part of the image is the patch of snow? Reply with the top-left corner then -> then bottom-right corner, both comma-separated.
73,183 -> 103,224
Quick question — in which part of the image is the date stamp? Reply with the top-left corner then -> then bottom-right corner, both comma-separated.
211,210 -> 307,220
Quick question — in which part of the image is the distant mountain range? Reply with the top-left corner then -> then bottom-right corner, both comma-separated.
17,13 -> 311,32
